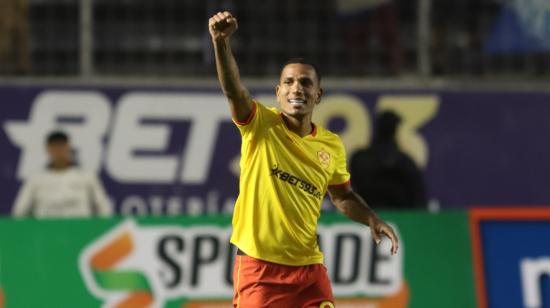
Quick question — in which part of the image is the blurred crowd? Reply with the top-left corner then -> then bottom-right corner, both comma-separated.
2,0 -> 548,78
0,0 -> 30,75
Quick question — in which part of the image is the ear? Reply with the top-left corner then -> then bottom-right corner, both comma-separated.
316,88 -> 323,105
275,84 -> 280,97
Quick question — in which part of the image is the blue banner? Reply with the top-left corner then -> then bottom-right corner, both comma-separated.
485,0 -> 550,53
471,208 -> 550,308
1,85 -> 550,215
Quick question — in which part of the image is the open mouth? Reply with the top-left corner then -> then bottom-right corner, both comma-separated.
289,99 -> 306,105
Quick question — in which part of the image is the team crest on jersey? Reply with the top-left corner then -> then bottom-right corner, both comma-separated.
317,149 -> 331,169
319,301 -> 335,308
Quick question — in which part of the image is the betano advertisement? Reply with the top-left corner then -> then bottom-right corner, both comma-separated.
1,86 -> 550,216
0,212 -> 474,308
470,208 -> 550,308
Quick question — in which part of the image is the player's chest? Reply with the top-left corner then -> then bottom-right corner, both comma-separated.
263,129 -> 337,180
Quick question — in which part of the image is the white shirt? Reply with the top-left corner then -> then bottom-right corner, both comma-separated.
12,167 -> 113,218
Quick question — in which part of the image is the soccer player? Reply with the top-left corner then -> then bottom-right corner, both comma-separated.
209,11 -> 399,307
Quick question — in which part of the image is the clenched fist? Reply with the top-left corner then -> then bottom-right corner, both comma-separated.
209,11 -> 238,42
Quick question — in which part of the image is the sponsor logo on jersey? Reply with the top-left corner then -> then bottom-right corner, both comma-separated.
270,163 -> 323,200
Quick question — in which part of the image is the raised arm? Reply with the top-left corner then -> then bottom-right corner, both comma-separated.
328,184 -> 399,255
209,11 -> 254,123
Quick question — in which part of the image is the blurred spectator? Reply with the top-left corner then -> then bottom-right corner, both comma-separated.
336,0 -> 403,75
430,0 -> 489,75
12,131 -> 112,218
0,0 -> 31,75
350,111 -> 426,209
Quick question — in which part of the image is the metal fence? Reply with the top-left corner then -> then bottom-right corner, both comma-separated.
1,0 -> 549,80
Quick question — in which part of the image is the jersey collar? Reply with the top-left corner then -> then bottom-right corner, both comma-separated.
279,113 -> 317,138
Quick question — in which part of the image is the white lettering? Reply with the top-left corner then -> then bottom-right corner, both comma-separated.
521,257 -> 550,308
120,195 -> 148,216
4,91 -> 111,180
322,223 -> 403,296
187,197 -> 204,216
166,197 -> 184,215
105,93 -> 229,183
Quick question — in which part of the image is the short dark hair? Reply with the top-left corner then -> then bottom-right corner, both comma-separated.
281,57 -> 322,84
46,131 -> 69,144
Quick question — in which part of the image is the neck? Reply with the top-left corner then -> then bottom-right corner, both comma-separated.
50,162 -> 71,170
282,113 -> 313,137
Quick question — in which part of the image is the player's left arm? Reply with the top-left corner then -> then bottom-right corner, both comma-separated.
328,185 -> 399,255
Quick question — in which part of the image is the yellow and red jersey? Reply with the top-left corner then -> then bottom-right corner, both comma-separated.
230,101 -> 350,266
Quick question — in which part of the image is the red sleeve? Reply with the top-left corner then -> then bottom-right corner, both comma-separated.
233,102 -> 257,126
328,180 -> 351,190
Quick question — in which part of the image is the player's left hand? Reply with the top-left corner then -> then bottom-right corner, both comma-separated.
369,218 -> 399,255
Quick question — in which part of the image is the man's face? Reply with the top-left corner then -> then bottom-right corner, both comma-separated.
47,141 -> 72,166
276,63 -> 322,118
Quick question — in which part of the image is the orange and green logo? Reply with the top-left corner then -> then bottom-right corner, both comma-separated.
80,221 -> 155,307
90,232 -> 152,307
79,220 -> 236,307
